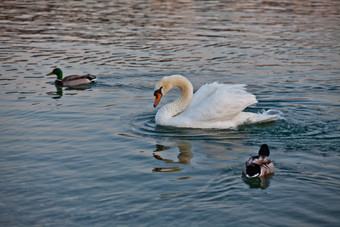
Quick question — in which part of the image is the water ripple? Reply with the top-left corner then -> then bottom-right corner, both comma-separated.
128,112 -> 248,141
1,0 -> 340,226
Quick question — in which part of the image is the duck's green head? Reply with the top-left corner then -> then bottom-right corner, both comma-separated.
47,68 -> 63,80
258,144 -> 270,156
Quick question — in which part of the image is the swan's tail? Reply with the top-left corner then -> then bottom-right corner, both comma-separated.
246,109 -> 283,124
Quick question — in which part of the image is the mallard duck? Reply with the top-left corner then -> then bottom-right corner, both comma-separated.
243,144 -> 274,178
47,68 -> 96,86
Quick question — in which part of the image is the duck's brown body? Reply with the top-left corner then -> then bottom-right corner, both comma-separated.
55,74 -> 96,86
243,144 -> 275,178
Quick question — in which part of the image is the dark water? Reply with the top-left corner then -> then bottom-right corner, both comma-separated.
1,0 -> 340,226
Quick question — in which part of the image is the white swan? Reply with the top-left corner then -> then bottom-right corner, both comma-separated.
153,75 -> 278,129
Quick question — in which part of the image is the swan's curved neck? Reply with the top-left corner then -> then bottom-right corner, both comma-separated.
172,77 -> 193,114
157,75 -> 193,120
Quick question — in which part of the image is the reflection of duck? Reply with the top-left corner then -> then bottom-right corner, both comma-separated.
153,75 -> 277,129
47,82 -> 95,99
47,68 -> 96,86
53,86 -> 63,99
242,174 -> 271,189
243,144 -> 274,178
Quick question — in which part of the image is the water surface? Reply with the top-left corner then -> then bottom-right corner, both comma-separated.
1,0 -> 340,226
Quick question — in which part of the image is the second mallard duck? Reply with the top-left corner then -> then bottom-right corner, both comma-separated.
243,144 -> 275,178
47,68 -> 96,86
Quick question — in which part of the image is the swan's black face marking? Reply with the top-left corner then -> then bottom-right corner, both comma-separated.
154,87 -> 162,96
153,87 -> 163,108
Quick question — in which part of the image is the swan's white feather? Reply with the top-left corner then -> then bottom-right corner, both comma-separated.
154,75 -> 280,129
183,83 -> 257,122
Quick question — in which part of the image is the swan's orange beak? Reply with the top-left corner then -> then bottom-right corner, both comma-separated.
153,88 -> 163,108
154,92 -> 162,107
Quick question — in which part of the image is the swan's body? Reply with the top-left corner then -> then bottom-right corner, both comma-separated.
47,68 -> 96,86
153,75 -> 277,129
243,144 -> 275,178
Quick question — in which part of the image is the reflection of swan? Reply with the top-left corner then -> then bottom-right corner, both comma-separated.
243,144 -> 275,178
153,75 -> 277,129
47,68 -> 96,86
152,141 -> 193,173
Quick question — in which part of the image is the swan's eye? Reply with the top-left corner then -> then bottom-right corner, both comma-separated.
154,87 -> 162,96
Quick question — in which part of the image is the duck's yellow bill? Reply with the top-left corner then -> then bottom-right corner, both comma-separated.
46,72 -> 54,76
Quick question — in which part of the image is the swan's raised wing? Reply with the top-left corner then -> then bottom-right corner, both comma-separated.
181,83 -> 257,122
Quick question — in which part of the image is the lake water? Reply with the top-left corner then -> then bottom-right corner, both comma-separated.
1,0 -> 339,226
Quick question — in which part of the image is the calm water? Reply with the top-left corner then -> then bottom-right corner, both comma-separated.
1,0 -> 340,226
